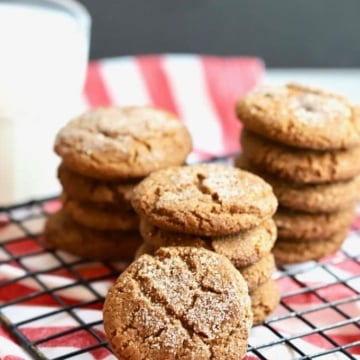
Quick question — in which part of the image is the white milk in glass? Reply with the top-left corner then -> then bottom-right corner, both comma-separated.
0,1 -> 90,205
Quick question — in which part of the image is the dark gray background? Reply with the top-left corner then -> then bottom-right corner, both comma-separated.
78,0 -> 360,68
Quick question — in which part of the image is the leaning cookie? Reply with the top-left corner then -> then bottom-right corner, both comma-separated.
103,246 -> 253,360
240,129 -> 360,184
139,217 -> 277,268
236,83 -> 360,150
131,164 -> 278,236
235,154 -> 360,213
55,106 -> 192,180
44,210 -> 142,261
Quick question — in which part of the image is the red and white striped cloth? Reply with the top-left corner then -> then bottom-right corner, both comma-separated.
83,54 -> 264,160
1,54 -> 359,359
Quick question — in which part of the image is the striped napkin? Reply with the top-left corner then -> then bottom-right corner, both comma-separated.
2,54 -> 358,359
83,54 -> 264,160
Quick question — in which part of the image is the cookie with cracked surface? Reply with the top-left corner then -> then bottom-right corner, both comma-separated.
236,83 -> 360,150
273,229 -> 348,265
250,278 -> 280,326
103,246 -> 253,360
139,217 -> 277,268
44,210 -> 142,261
235,154 -> 360,213
131,164 -> 278,236
61,194 -> 139,231
135,235 -> 276,292
240,129 -> 360,184
275,205 -> 356,241
54,106 -> 192,180
58,163 -> 136,209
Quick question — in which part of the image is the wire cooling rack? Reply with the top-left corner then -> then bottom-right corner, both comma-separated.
0,194 -> 360,359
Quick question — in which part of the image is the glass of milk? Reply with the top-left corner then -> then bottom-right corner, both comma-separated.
0,0 -> 91,205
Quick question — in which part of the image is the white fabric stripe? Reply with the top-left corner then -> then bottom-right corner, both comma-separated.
41,347 -> 98,360
2,304 -> 102,326
100,57 -> 151,106
41,348 -> 116,360
80,92 -> 91,111
0,264 -> 112,301
162,55 -> 224,155
0,335 -> 32,359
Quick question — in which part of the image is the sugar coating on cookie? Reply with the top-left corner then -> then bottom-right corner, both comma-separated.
103,246 -> 253,360
236,83 -> 360,150
134,240 -> 275,292
55,106 -> 192,180
131,164 -> 278,236
241,129 -> 360,184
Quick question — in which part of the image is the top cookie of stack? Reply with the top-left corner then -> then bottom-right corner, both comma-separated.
44,105 -> 192,261
235,83 -> 360,264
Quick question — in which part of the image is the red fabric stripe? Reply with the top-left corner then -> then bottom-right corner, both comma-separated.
328,335 -> 360,354
331,258 -> 360,275
22,327 -> 111,359
83,61 -> 113,107
136,55 -> 180,116
201,57 -> 264,154
0,281 -> 60,306
0,281 -> 102,309
5,238 -> 42,256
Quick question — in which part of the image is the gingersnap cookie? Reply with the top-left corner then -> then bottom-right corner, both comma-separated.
44,210 -> 142,261
61,194 -> 139,231
103,246 -> 253,359
134,238 -> 275,292
273,229 -> 348,265
54,106 -> 192,180
238,253 -> 276,292
235,154 -> 360,213
236,83 -> 360,150
131,164 -> 278,236
240,129 -> 360,184
275,206 -> 356,241
139,217 -> 277,267
58,163 -> 136,209
250,278 -> 280,326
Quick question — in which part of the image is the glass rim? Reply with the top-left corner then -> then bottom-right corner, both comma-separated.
0,0 -> 91,32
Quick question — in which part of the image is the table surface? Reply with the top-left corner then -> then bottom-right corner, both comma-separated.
266,68 -> 360,103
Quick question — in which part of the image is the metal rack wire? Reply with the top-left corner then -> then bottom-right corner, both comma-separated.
1,193 -> 359,359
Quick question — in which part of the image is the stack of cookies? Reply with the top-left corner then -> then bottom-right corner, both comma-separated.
44,105 -> 192,261
131,163 -> 280,325
236,83 -> 360,265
